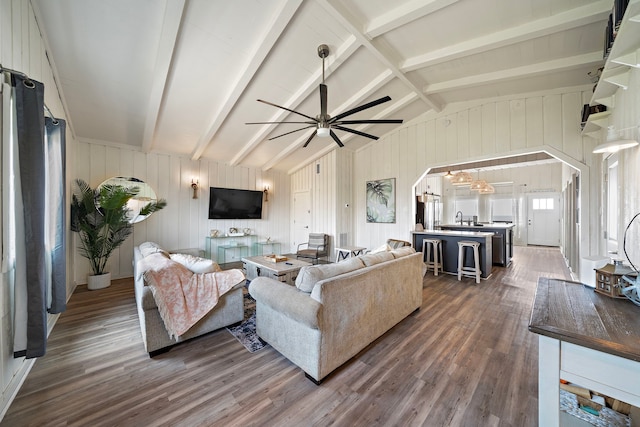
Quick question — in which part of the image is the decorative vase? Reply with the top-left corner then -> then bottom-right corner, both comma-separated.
87,272 -> 111,290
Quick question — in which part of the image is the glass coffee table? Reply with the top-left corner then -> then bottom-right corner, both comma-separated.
242,256 -> 312,285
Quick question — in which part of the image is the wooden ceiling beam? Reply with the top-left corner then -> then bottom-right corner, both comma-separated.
190,0 -> 304,161
365,0 -> 459,39
320,0 -> 442,112
141,0 -> 186,153
423,51 -> 603,94
401,0 -> 610,72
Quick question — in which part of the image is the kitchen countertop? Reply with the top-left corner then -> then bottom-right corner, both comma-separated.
413,230 -> 495,238
440,223 -> 515,229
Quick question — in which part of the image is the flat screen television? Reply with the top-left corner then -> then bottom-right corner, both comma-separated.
208,187 -> 263,220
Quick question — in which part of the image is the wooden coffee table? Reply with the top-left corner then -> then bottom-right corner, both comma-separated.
242,256 -> 312,285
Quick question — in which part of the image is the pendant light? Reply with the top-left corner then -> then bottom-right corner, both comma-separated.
443,171 -> 454,179
470,170 -> 488,191
478,184 -> 495,194
450,171 -> 473,185
593,126 -> 639,154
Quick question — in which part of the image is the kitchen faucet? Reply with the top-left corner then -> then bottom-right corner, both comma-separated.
455,211 -> 463,225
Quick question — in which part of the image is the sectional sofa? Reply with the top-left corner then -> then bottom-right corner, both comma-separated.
249,246 -> 423,383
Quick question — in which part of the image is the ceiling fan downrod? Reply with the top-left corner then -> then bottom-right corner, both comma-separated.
318,44 -> 329,83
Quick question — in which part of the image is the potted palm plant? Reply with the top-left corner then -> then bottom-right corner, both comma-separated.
71,178 -> 166,290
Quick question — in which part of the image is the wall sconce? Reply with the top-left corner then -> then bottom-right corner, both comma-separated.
191,179 -> 199,199
263,185 -> 269,202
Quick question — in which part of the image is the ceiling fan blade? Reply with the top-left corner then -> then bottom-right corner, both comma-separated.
333,119 -> 403,125
257,99 -> 317,121
333,125 -> 379,140
302,130 -> 316,148
268,125 -> 316,140
320,84 -> 328,119
328,96 -> 392,123
246,121 -> 316,125
329,130 -> 344,147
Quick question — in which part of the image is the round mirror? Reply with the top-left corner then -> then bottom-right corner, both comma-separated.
98,177 -> 158,223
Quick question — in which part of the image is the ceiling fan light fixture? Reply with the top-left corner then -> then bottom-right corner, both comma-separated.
317,126 -> 330,138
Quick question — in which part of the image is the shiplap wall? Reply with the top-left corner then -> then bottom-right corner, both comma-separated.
290,149 -> 353,261
74,141 -> 291,282
353,90 -> 598,259
0,0 -> 74,418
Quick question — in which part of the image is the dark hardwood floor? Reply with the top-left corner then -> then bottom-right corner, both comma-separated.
1,246 -> 573,427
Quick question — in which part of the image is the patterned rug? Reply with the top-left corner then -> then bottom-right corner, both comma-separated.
226,285 -> 268,353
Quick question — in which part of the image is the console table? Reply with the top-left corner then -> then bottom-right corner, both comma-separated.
529,277 -> 640,426
205,235 -> 258,264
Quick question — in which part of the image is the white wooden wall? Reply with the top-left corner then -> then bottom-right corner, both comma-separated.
353,90 -> 599,259
73,141 -> 291,283
290,149 -> 353,261
0,0 -> 74,419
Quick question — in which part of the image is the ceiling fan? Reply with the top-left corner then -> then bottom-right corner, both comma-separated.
246,44 -> 403,148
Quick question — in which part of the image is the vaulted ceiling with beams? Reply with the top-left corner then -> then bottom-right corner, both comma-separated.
32,0 -> 608,173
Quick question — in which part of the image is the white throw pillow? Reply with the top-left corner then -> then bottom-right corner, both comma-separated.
139,241 -> 170,258
170,253 -> 221,273
369,243 -> 391,254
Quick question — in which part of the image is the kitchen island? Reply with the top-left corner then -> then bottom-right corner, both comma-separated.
412,230 -> 494,279
439,223 -> 514,266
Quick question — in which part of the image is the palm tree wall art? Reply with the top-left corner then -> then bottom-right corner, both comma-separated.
366,178 -> 396,223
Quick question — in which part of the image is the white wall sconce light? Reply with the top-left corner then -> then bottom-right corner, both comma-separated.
593,125 -> 639,154
263,185 -> 270,202
191,179 -> 199,199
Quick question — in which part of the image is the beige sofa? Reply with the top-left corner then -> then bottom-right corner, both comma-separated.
248,246 -> 423,383
134,242 -> 245,356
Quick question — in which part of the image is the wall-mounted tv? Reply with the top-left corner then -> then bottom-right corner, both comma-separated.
208,187 -> 263,220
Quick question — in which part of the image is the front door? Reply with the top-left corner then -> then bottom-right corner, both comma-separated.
293,190 -> 311,252
527,192 -> 561,246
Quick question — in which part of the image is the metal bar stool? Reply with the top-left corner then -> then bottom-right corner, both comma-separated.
422,238 -> 443,276
457,240 -> 481,284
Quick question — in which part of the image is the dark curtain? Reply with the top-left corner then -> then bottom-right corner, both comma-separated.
46,117 -> 67,314
11,74 -> 66,358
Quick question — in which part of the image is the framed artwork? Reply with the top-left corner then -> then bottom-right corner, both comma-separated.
366,178 -> 396,223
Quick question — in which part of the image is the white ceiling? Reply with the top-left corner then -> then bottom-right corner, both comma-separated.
32,0 -> 608,173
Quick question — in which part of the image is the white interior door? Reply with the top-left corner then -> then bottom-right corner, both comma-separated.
527,193 -> 561,246
293,190 -> 311,252
606,155 -> 619,256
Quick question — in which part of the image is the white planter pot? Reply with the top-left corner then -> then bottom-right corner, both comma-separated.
87,272 -> 111,290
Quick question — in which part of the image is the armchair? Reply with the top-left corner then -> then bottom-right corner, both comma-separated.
296,233 -> 329,264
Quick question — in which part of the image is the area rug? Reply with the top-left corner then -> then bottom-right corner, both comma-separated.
226,285 -> 267,353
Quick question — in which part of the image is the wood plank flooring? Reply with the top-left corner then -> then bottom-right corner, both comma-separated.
1,246 -> 573,427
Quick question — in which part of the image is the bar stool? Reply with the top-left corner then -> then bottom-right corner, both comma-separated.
422,238 -> 443,276
457,241 -> 481,284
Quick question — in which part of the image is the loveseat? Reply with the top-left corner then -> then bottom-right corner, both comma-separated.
134,242 -> 245,356
248,246 -> 423,383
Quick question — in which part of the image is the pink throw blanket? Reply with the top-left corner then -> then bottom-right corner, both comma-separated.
140,254 -> 245,338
